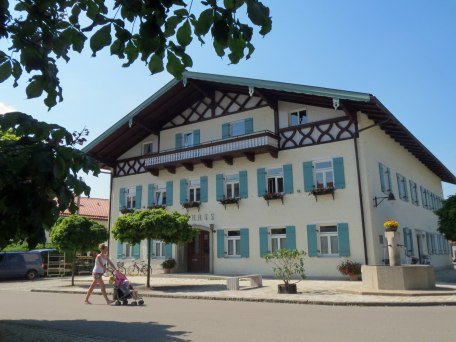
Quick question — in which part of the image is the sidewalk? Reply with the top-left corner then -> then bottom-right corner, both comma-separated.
27,268 -> 456,307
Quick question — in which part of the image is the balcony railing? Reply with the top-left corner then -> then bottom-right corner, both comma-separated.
115,131 -> 278,177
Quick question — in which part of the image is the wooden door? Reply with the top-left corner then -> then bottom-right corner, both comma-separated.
187,230 -> 210,273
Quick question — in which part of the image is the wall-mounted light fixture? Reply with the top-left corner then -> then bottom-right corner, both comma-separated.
373,192 -> 395,207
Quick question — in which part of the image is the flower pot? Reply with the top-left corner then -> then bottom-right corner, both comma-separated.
349,274 -> 360,281
163,268 -> 171,274
277,283 -> 297,294
384,227 -> 398,232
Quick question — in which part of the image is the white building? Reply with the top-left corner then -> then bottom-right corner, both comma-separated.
83,72 -> 455,277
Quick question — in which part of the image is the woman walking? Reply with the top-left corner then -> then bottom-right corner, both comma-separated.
84,243 -> 116,304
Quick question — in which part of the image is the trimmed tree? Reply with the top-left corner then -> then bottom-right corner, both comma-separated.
436,195 -> 456,241
0,112 -> 99,250
112,208 -> 197,287
50,215 -> 109,286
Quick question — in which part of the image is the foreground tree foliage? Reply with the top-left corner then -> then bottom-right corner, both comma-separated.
0,0 -> 272,109
50,214 -> 109,285
113,208 -> 197,286
436,195 -> 456,241
0,112 -> 100,250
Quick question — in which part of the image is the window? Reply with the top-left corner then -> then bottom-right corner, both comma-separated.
142,142 -> 153,155
230,120 -> 246,137
409,180 -> 419,206
124,243 -> 134,258
226,230 -> 241,257
154,240 -> 165,258
267,168 -> 284,193
290,109 -> 307,126
318,225 -> 339,256
155,186 -> 167,206
188,179 -> 201,202
125,187 -> 136,209
183,132 -> 194,147
225,174 -> 240,198
314,160 -> 334,189
271,228 -> 286,252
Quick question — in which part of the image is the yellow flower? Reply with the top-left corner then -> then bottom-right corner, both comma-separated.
384,219 -> 399,229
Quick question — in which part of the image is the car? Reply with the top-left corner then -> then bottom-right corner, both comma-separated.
30,248 -> 58,271
0,251 -> 45,280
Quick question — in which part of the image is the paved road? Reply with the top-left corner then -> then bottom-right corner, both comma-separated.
1,291 -> 456,341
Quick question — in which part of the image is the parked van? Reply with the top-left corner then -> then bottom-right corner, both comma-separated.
0,252 -> 45,280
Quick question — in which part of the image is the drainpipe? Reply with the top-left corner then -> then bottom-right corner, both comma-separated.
104,169 -> 113,256
210,224 -> 215,274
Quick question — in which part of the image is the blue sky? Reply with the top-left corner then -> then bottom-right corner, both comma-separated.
1,1 -> 455,198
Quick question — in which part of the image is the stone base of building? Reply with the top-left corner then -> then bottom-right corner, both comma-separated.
361,265 -> 435,290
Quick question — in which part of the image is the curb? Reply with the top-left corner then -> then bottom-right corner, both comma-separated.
30,289 -> 456,307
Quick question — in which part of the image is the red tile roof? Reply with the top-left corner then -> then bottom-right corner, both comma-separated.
61,197 -> 109,221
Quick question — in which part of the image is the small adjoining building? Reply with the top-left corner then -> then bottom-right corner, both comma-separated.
61,197 -> 109,229
83,72 -> 455,277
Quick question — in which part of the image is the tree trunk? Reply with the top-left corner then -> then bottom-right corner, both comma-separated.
147,238 -> 152,288
71,250 -> 76,286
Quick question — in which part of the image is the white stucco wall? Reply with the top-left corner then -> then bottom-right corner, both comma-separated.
278,101 -> 345,129
357,112 -> 452,269
119,133 -> 159,160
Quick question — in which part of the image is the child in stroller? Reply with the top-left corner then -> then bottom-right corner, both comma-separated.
110,269 -> 144,306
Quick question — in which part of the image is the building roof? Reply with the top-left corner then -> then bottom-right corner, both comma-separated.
83,72 -> 456,184
61,197 -> 109,221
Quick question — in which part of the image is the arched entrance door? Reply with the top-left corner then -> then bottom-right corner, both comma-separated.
187,229 -> 210,273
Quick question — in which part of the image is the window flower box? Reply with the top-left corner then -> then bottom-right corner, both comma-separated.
182,201 -> 201,211
147,204 -> 167,210
120,207 -> 135,214
309,187 -> 335,201
218,196 -> 240,209
263,192 -> 284,205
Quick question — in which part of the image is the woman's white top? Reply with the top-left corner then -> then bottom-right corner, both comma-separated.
92,254 -> 107,274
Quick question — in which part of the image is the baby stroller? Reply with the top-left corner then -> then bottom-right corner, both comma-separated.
109,269 -> 144,306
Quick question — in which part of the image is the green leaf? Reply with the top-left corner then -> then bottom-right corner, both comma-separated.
212,19 -> 229,46
0,61 -> 12,83
176,20 -> 192,47
180,52 -> 193,68
148,54 -> 164,74
25,79 -> 44,98
224,0 -> 236,10
194,9 -> 213,36
213,40 -> 225,57
164,16 -> 184,37
246,1 -> 268,26
166,51 -> 185,78
73,32 -> 86,53
174,9 -> 189,18
123,41 -> 138,66
90,24 -> 112,56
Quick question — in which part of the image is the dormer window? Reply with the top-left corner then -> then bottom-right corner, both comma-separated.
290,109 -> 307,126
142,142 -> 153,155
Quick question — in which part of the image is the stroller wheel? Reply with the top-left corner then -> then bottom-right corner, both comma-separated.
138,300 -> 144,306
131,301 -> 138,306
115,300 -> 121,306
122,300 -> 128,306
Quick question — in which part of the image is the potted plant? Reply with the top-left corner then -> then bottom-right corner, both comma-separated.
182,200 -> 200,209
384,219 -> 399,232
264,249 -> 306,294
308,186 -> 335,201
263,192 -> 284,205
120,207 -> 135,214
218,196 -> 240,209
337,260 -> 362,281
161,258 -> 176,274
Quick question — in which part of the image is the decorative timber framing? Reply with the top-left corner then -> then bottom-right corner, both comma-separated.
278,116 -> 356,150
162,89 -> 269,129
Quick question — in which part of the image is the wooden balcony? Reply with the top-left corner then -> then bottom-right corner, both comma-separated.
115,131 -> 279,177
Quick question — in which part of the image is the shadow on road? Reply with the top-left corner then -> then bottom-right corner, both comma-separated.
143,284 -> 227,293
3,319 -> 191,341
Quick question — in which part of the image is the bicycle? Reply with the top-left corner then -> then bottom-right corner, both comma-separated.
116,261 -> 126,274
139,261 -> 152,276
126,260 -> 142,276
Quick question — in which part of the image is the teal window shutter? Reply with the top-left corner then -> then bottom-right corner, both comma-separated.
166,181 -> 173,206
259,227 -> 269,257
285,226 -> 296,250
216,174 -> 224,200
379,163 -> 386,193
175,133 -> 182,148
303,161 -> 314,192
283,164 -> 294,194
240,228 -> 249,258
386,167 -> 392,192
133,244 -> 140,259
135,185 -> 142,209
222,123 -> 230,139
338,223 -> 350,257
426,232 -> 432,254
420,186 -> 426,208
257,168 -> 266,196
119,188 -> 126,209
217,230 -> 225,258
333,157 -> 345,189
180,179 -> 187,204
396,173 -> 403,199
403,177 -> 409,201
307,225 -> 318,257
147,184 -> 155,208
193,129 -> 200,145
200,176 -> 208,202
244,118 -> 253,134
239,170 -> 248,199
117,241 -> 123,259
164,244 -> 172,258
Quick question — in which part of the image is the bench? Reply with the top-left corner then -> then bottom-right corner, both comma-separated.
226,274 -> 263,291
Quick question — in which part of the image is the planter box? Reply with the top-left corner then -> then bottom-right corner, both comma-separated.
277,283 -> 297,294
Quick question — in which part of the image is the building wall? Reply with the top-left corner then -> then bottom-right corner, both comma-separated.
120,133 -> 159,160
357,113 -> 452,269
277,101 -> 345,129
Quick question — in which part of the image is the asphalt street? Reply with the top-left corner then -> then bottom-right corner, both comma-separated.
1,290 -> 456,341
